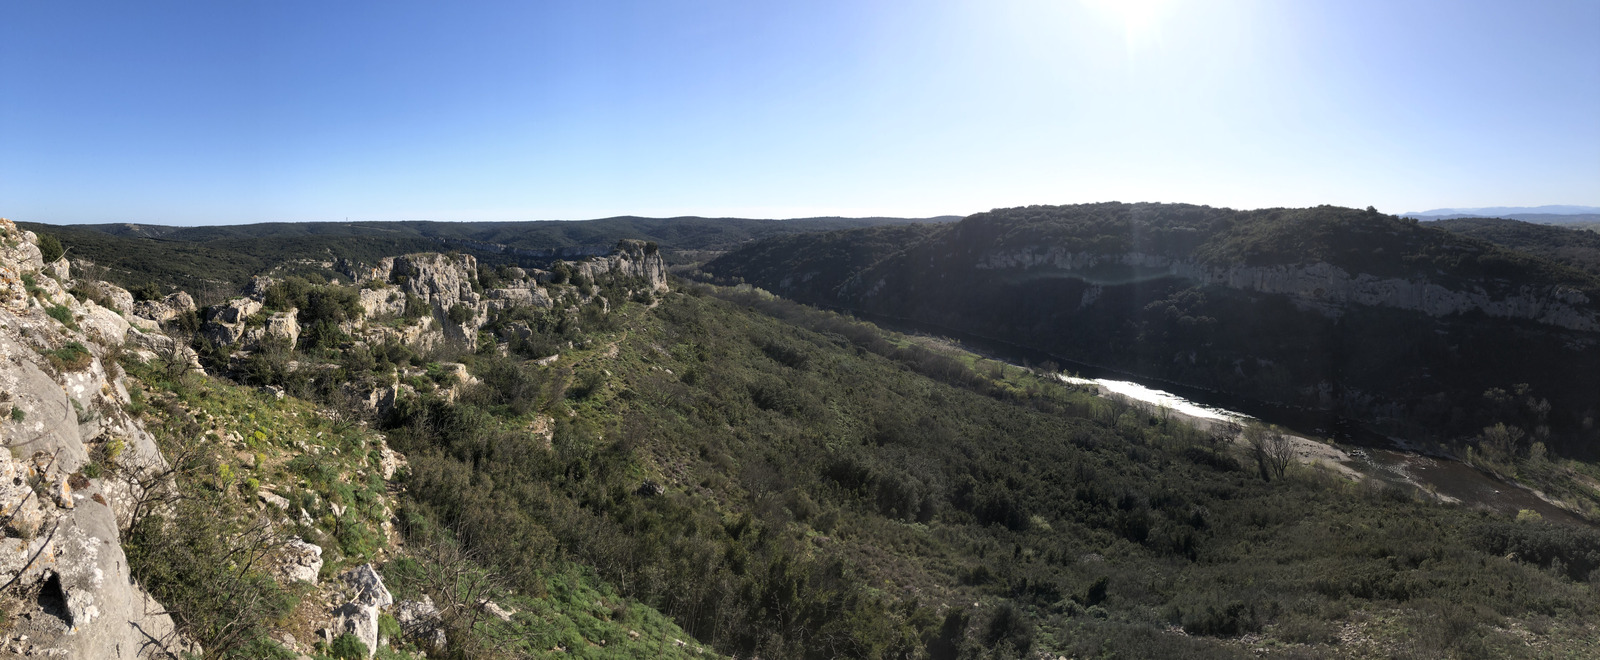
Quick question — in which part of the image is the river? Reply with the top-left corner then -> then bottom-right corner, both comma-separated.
851,310 -> 1589,526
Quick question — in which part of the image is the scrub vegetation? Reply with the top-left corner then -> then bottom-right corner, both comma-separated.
191,273 -> 1600,658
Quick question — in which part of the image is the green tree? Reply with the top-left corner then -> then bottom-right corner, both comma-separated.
37,233 -> 64,263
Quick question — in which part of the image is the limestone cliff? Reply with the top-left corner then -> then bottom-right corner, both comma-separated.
957,248 -> 1600,331
567,239 -> 669,294
0,219 -> 183,658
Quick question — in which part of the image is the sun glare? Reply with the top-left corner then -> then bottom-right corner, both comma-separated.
1081,0 -> 1174,46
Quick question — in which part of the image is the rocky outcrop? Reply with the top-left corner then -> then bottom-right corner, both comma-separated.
276,537 -> 324,584
390,253 -> 477,309
249,309 -> 300,349
43,256 -> 70,281
0,218 -> 46,273
486,284 -> 552,310
0,219 -> 183,659
566,239 -> 669,293
81,280 -> 137,316
125,327 -> 204,370
358,287 -> 406,318
203,300 -> 298,350
394,595 -> 447,651
331,563 -> 394,658
959,248 -> 1600,331
203,297 -> 263,346
132,291 -> 195,326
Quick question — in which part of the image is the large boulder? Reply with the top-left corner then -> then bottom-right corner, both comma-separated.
276,537 -> 323,584
240,308 -> 299,350
332,601 -> 380,659
80,281 -> 137,316
126,328 -> 203,370
341,563 -> 394,609
43,256 -> 70,281
330,564 -> 394,659
133,291 -> 196,325
78,301 -> 132,345
394,595 -> 447,652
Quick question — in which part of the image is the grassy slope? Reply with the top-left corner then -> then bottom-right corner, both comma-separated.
122,357 -> 716,659
385,285 -> 1600,659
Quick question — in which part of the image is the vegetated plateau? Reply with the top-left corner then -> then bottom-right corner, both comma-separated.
1,204 -> 1598,659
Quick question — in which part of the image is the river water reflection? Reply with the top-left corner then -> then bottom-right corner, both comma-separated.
849,311 -> 1589,525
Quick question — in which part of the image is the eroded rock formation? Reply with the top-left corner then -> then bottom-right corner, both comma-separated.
0,218 -> 183,658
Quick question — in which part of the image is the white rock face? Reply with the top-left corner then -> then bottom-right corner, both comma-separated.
0,323 -> 179,658
333,601 -> 380,658
358,287 -> 406,318
203,298 -> 263,346
277,537 -> 323,584
80,280 -> 137,316
340,563 -> 394,609
125,328 -> 203,370
43,256 -> 70,281
567,239 -> 669,293
0,220 -> 190,659
0,218 -> 46,272
331,564 -> 394,658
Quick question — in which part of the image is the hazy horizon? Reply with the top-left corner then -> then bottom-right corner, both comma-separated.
3,0 -> 1598,226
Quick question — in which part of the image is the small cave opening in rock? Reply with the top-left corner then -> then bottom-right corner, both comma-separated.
37,571 -> 71,626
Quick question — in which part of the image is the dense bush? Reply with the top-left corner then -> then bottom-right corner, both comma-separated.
1469,520 -> 1600,581
37,232 -> 64,263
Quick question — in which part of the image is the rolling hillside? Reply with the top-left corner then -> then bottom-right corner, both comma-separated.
706,203 -> 1600,456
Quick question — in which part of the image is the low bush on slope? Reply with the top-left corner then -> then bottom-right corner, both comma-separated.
371,285 -> 1600,658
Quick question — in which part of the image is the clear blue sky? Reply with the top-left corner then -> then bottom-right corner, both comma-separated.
2,0 -> 1597,225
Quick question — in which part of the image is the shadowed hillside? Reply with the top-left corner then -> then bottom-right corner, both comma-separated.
1431,217 -> 1600,278
706,203 -> 1600,457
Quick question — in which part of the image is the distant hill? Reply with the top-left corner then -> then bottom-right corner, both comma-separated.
707,202 -> 1600,455
1403,206 -> 1600,225
1406,205 -> 1600,216
19,215 -> 956,298
64,215 -> 958,249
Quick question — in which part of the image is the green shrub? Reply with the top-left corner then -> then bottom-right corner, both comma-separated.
69,284 -> 118,311
45,304 -> 76,329
9,407 -> 23,422
1468,520 -> 1600,581
402,294 -> 428,321
37,233 -> 64,263
128,281 -> 162,302
236,637 -> 297,660
45,342 -> 93,371
378,613 -> 402,642
329,633 -> 369,660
